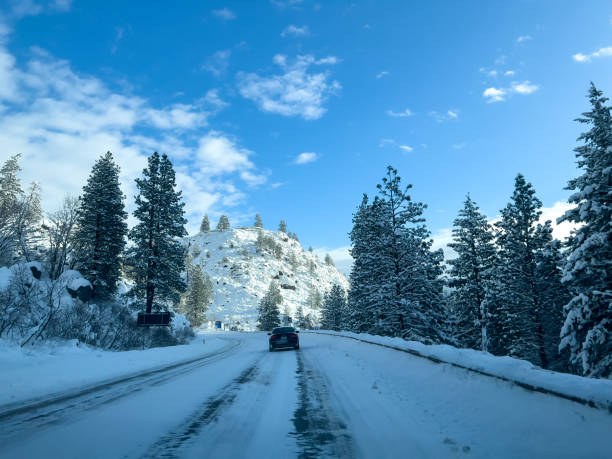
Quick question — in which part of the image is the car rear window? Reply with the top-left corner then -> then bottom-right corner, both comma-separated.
272,327 -> 295,334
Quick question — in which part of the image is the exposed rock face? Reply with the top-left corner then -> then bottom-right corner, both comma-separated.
183,227 -> 349,330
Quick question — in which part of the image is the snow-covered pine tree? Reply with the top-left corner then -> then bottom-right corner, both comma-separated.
200,214 -> 210,233
376,166 -> 445,342
216,215 -> 230,231
73,152 -> 127,298
184,265 -> 211,327
321,284 -> 347,331
347,194 -> 381,332
447,195 -> 496,350
295,305 -> 306,329
347,167 -> 445,343
485,174 -> 564,368
558,84 -> 612,378
534,222 -> 571,372
126,152 -> 187,313
254,213 -> 263,228
324,253 -> 335,266
278,219 -> 287,233
257,281 -> 282,330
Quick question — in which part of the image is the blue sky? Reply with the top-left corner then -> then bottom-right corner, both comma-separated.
1,0 -> 612,273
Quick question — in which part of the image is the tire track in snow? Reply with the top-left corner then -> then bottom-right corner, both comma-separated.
142,356 -> 263,458
291,350 -> 353,458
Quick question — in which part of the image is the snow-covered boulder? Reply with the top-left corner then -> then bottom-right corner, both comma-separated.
60,270 -> 94,302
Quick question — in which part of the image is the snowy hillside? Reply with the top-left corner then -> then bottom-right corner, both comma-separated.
183,227 -> 349,330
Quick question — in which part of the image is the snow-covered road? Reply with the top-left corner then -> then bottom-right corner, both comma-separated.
1,332 -> 611,458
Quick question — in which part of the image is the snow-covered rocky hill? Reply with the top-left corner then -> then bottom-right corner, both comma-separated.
183,227 -> 349,331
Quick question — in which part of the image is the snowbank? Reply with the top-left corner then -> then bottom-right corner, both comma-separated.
0,333 -> 227,407
310,330 -> 612,411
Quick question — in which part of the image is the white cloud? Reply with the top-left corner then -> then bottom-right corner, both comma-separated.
451,142 -> 467,150
0,40 -> 263,235
447,109 -> 459,119
516,35 -> 532,44
386,108 -> 412,117
572,46 -> 612,63
483,81 -> 538,102
504,70 -> 515,76
483,87 -> 507,102
294,152 -> 318,164
281,25 -> 310,37
237,54 -> 341,120
398,145 -> 413,152
510,80 -> 538,95
211,8 -> 236,20
376,70 -> 388,79
202,49 -> 231,77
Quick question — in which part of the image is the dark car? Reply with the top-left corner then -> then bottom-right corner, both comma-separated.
268,326 -> 299,351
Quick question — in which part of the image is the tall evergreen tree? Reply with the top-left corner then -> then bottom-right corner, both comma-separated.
535,222 -> 570,371
295,305 -> 306,329
321,284 -> 347,331
278,219 -> 287,233
324,253 -> 335,266
126,152 -> 187,313
558,84 -> 612,378
73,152 -> 127,298
200,214 -> 210,233
487,174 -> 542,361
184,265 -> 212,327
257,282 -> 282,330
254,213 -> 263,228
347,167 -> 445,342
447,195 -> 496,350
216,215 -> 230,231
484,174 -> 566,368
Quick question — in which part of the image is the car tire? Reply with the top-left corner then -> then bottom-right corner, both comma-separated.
294,344 -> 299,350
269,345 -> 273,352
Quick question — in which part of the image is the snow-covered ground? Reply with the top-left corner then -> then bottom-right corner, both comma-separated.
0,334 -> 227,407
311,330 -> 612,410
1,331 -> 610,458
184,227 -> 349,328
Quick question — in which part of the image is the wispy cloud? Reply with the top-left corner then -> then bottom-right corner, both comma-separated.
451,142 -> 467,150
211,8 -> 236,20
237,54 -> 341,120
376,70 -> 388,79
379,138 -> 413,153
428,109 -> 459,122
504,70 -> 515,76
483,81 -> 538,103
281,24 -> 310,37
516,34 -> 532,44
294,152 -> 318,164
203,49 -> 231,77
270,0 -> 304,8
386,108 -> 412,118
572,46 -> 612,63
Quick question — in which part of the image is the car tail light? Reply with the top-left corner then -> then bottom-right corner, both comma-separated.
288,333 -> 297,338
270,334 -> 280,340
